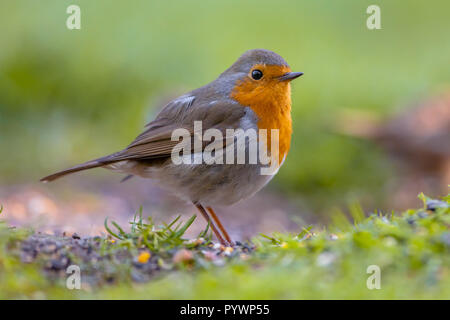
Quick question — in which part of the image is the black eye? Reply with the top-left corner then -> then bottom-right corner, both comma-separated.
251,69 -> 263,80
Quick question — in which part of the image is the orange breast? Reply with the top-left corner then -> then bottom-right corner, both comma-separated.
231,65 -> 292,165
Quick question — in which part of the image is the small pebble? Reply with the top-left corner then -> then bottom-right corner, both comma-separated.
72,233 -> 81,240
223,247 -> 234,256
329,234 -> 339,241
173,249 -> 194,264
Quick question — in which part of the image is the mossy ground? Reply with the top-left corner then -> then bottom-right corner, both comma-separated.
0,193 -> 449,299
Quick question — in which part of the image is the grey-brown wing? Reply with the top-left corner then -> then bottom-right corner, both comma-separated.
110,98 -> 249,162
40,97 -> 249,182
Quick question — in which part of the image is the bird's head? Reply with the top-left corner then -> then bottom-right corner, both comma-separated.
220,49 -> 303,107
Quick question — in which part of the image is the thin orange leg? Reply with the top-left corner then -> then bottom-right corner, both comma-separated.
207,207 -> 234,246
194,203 -> 227,246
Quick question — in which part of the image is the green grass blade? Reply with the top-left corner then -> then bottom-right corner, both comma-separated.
173,215 -> 196,238
104,217 -> 124,240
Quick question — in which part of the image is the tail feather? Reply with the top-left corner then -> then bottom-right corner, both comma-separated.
40,158 -> 114,182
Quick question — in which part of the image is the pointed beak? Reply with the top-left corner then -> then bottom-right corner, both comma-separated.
278,72 -> 304,81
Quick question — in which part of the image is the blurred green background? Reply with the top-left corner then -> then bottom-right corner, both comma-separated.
1,0 -> 449,213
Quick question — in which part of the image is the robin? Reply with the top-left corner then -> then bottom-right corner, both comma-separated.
41,49 -> 303,246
